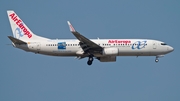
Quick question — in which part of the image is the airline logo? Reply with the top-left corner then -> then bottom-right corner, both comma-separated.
108,40 -> 131,44
132,41 -> 147,49
69,24 -> 75,32
9,13 -> 32,38
14,27 -> 24,39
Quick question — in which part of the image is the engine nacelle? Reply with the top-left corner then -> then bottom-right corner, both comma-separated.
103,48 -> 119,56
99,56 -> 116,62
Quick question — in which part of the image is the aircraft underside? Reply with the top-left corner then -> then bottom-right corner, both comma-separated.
34,50 -> 165,65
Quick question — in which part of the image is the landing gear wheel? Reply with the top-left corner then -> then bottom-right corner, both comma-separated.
87,56 -> 94,65
87,60 -> 92,65
155,59 -> 159,63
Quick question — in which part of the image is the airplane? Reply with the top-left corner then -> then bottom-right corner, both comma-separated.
7,10 -> 174,65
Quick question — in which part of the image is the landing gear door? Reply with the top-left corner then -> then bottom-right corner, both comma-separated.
153,41 -> 157,49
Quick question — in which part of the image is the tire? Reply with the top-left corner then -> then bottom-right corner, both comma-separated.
155,59 -> 159,63
87,61 -> 92,65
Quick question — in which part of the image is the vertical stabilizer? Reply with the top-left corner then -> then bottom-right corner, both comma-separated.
7,10 -> 48,41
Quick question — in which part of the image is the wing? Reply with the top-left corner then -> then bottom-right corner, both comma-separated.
67,21 -> 103,54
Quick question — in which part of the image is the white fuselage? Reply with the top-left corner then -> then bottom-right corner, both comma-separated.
15,39 -> 173,57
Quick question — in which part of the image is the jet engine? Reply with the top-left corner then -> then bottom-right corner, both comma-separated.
103,47 -> 119,56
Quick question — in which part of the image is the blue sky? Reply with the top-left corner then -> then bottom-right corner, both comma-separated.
0,0 -> 180,101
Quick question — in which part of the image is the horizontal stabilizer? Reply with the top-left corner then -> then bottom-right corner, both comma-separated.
8,36 -> 27,44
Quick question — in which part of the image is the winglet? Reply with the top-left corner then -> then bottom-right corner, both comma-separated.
67,21 -> 76,32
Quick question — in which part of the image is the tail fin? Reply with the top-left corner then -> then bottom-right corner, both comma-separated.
7,10 -> 48,41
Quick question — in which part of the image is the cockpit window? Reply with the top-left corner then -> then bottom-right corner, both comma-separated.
161,43 -> 167,45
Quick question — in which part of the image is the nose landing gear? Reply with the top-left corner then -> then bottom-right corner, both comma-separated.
155,58 -> 159,63
155,55 -> 164,63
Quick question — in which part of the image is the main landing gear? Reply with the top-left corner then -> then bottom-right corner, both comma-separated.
87,55 -> 94,65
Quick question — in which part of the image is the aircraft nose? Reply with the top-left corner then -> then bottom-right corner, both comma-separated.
168,46 -> 174,52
